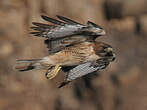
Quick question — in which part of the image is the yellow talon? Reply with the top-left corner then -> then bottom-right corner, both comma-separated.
46,65 -> 61,79
54,65 -> 61,73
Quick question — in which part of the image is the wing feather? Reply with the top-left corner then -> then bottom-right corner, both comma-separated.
32,22 -> 50,27
31,15 -> 87,40
31,15 -> 105,40
87,21 -> 103,29
58,62 -> 109,88
30,15 -> 106,54
41,15 -> 65,25
66,62 -> 106,81
56,15 -> 81,25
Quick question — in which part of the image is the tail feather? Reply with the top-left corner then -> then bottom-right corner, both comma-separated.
15,59 -> 41,72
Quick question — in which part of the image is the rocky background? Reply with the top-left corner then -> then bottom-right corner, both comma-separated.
0,0 -> 147,110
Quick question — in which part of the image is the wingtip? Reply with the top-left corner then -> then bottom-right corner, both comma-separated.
56,15 -> 61,20
41,15 -> 49,20
87,21 -> 91,24
32,22 -> 43,26
87,21 -> 94,26
56,15 -> 82,25
41,15 -> 46,18
87,21 -> 103,29
56,15 -> 65,19
41,15 -> 65,25
32,22 -> 38,25
56,15 -> 60,18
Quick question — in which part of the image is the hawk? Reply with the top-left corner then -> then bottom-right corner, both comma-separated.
15,15 -> 115,88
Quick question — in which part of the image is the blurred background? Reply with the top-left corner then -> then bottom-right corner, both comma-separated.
0,0 -> 147,110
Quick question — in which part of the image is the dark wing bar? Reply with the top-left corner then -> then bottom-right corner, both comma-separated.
87,21 -> 103,29
32,22 -> 51,27
41,15 -> 65,25
56,15 -> 82,25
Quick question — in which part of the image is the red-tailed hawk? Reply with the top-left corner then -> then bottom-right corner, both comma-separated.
15,15 -> 115,88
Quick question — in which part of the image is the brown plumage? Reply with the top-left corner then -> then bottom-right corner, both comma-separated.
15,15 -> 115,87
15,41 -> 115,79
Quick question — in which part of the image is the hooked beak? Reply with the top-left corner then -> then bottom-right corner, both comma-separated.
111,53 -> 116,61
104,47 -> 116,61
99,30 -> 106,35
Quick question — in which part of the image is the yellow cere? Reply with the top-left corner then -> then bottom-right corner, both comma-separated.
107,47 -> 113,52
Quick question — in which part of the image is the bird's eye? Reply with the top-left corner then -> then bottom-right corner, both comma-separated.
104,47 -> 113,53
104,47 -> 114,57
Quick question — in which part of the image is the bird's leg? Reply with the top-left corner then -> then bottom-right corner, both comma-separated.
45,65 -> 61,79
45,67 -> 53,79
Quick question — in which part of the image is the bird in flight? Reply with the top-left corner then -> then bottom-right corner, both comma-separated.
15,15 -> 115,88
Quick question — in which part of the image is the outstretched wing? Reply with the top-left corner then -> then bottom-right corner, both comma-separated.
30,15 -> 106,54
30,15 -> 86,40
58,62 -> 109,88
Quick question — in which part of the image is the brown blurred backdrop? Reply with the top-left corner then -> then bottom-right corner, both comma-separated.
0,0 -> 147,110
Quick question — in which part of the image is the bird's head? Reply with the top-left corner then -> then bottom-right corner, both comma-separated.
87,21 -> 106,36
94,42 -> 115,62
